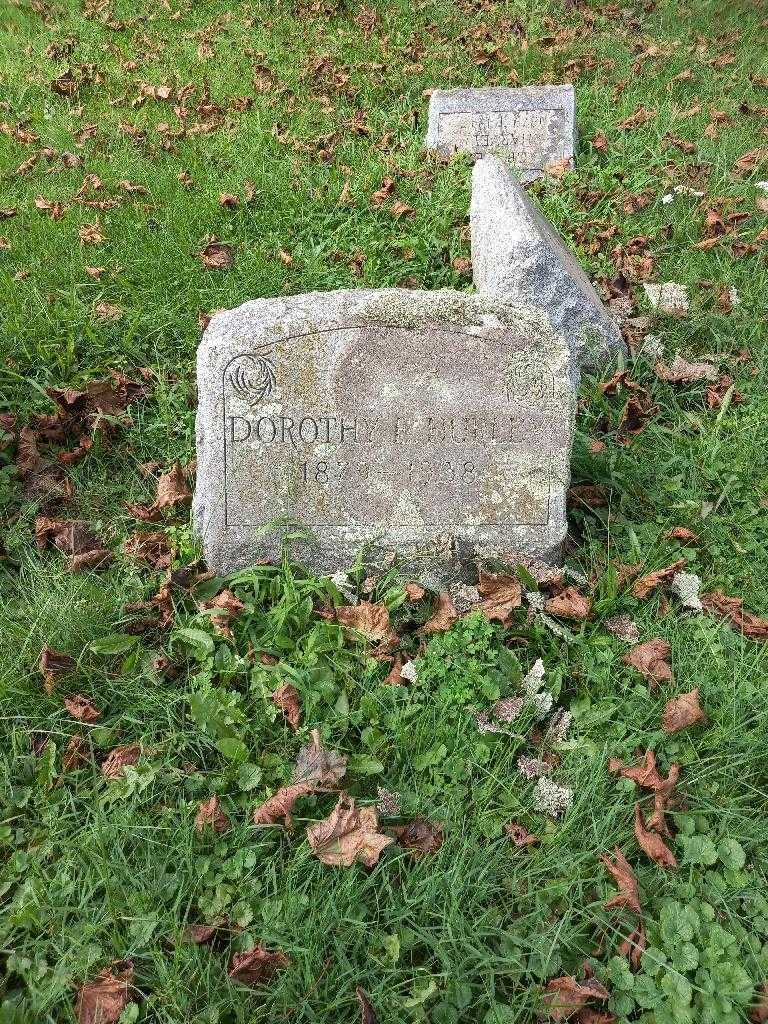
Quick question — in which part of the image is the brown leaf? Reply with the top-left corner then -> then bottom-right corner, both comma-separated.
101,744 -> 141,780
195,795 -> 231,834
306,794 -> 394,867
34,517 -> 113,571
634,804 -> 677,867
391,816 -> 444,858
200,588 -> 245,637
417,592 -> 458,635
665,526 -> 699,544
198,238 -> 233,269
370,176 -> 396,207
751,984 -> 768,1023
123,531 -> 172,569
252,783 -> 314,826
702,589 -> 768,639
62,734 -> 89,773
39,645 -> 75,694
476,570 -> 522,626
733,148 -> 768,175
334,601 -> 392,641
662,688 -> 707,734
404,582 -> 426,601
608,750 -> 679,797
356,987 -> 378,1024
544,585 -> 592,621
568,484 -> 609,509
706,374 -> 742,410
272,682 -> 301,731
542,976 -> 610,1021
228,946 -> 289,987
623,639 -> 672,684
601,846 -> 642,914
293,728 -> 347,786
64,694 -> 101,723
219,193 -> 239,208
76,961 -> 134,1024
631,560 -> 686,599
654,355 -> 718,384
504,821 -> 539,847
79,221 -> 105,244
127,462 -> 192,521
617,926 -> 646,972
618,105 -> 654,130
389,199 -> 415,219
617,393 -> 657,438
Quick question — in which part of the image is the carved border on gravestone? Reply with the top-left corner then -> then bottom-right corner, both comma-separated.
194,289 -> 577,578
425,85 -> 576,180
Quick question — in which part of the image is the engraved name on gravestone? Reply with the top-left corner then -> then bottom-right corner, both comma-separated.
425,85 -> 576,180
193,289 -> 577,577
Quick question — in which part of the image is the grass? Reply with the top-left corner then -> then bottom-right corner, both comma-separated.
2,0 -> 768,1021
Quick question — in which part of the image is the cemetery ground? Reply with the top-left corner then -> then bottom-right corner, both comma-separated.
1,0 -> 768,1022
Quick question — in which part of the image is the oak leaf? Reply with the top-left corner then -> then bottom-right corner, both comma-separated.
622,639 -> 672,684
601,846 -> 641,914
76,961 -> 134,1024
544,585 -> 592,621
662,688 -> 707,734
195,795 -> 231,834
272,682 -> 301,731
632,560 -> 686,599
228,945 -> 289,987
634,804 -> 677,867
306,794 -> 394,867
475,570 -> 522,626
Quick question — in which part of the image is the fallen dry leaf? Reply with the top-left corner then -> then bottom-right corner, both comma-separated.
252,783 -> 314,826
293,728 -> 347,786
665,526 -> 699,544
634,804 -> 677,868
127,462 -> 192,521
200,588 -> 245,637
198,238 -> 233,269
228,946 -> 289,987
751,984 -> 768,1023
76,961 -> 134,1024
608,750 -> 679,795
35,517 -> 113,572
356,986 -> 378,1024
334,601 -> 394,643
404,582 -> 426,601
655,355 -> 718,384
101,744 -> 140,780
62,734 -> 89,773
64,694 -> 101,723
617,392 -> 658,439
39,645 -> 75,694
544,585 -> 592,621
662,688 -> 707,734
632,560 -> 686,599
475,570 -> 522,626
706,374 -> 742,410
623,639 -> 672,684
601,846 -> 642,914
617,925 -> 647,972
272,682 -> 301,731
123,531 -> 172,569
568,483 -> 609,509
702,589 -> 768,639
542,976 -> 610,1022
195,795 -> 231,834
391,816 -> 444,858
505,821 -> 539,847
417,592 -> 458,635
306,793 -> 394,867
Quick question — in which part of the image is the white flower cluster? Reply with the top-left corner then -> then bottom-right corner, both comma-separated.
533,777 -> 573,819
517,755 -> 552,780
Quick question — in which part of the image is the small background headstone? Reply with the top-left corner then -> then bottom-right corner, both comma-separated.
426,85 -> 576,180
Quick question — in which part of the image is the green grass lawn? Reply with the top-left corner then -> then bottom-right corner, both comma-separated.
2,0 -> 768,1022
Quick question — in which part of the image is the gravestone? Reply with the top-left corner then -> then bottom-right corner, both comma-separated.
425,85 -> 575,180
471,155 -> 624,369
194,289 -> 577,579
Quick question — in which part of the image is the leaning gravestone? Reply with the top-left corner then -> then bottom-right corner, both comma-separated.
471,155 -> 624,369
194,289 -> 577,578
425,85 -> 576,180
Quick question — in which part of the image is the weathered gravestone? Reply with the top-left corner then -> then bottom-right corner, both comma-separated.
471,155 -> 624,369
425,85 -> 575,180
194,289 -> 577,579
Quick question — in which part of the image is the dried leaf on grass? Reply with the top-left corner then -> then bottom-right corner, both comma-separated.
632,560 -> 686,599
475,570 -> 522,626
634,804 -> 677,867
505,821 -> 539,847
617,392 -> 658,439
601,846 -> 642,914
195,795 -> 231,834
356,986 -> 378,1024
662,688 -> 707,734
306,794 -> 394,867
666,526 -> 699,543
544,585 -> 592,621
123,531 -> 172,569
391,817 -> 444,858
618,926 -> 647,972
622,639 -> 672,684
101,744 -> 141,780
35,517 -> 113,572
198,238 -> 233,269
64,694 -> 101,722
702,589 -> 768,640
252,783 -> 314,826
654,355 -> 718,383
228,946 -> 289,987
76,960 -> 134,1024
127,462 -> 192,521
334,601 -> 399,654
39,645 -> 75,693
293,728 -> 347,786
272,682 -> 301,731
542,976 -> 610,1022
404,582 -> 425,601
62,734 -> 89,773
417,592 -> 458,635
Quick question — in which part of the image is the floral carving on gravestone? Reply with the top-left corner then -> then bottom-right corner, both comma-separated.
226,347 -> 277,404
